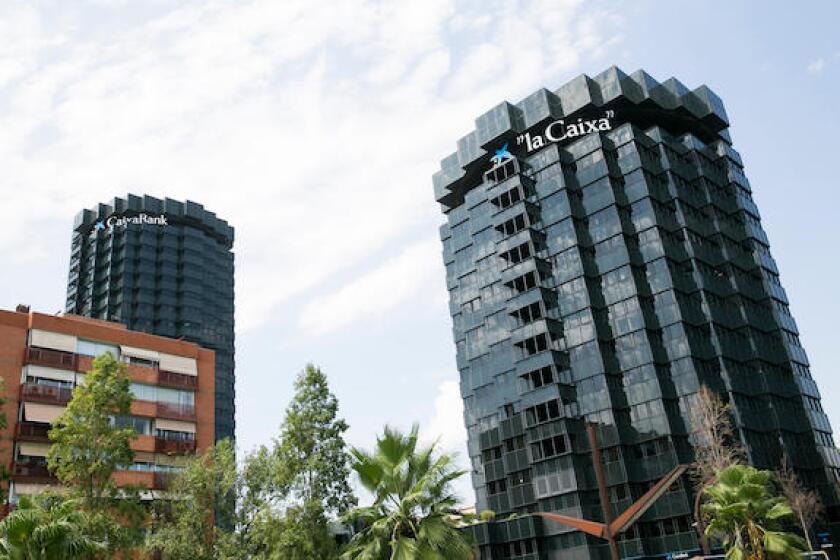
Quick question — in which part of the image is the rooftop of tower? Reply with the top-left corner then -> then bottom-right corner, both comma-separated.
433,66 -> 731,211
72,193 -> 234,248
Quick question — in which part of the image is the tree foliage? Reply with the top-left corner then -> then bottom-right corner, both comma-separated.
689,385 -> 744,486
776,456 -> 823,551
0,379 -> 8,505
147,364 -> 356,560
45,352 -> 144,556
689,384 -> 744,552
341,425 -> 474,560
271,364 -> 356,559
0,495 -> 105,560
146,438 -> 242,560
275,364 -> 356,515
47,352 -> 135,500
703,465 -> 806,560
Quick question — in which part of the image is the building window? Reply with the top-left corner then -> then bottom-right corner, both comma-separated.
490,184 -> 525,209
524,398 -> 563,426
156,429 -> 195,441
530,434 -> 571,461
510,301 -> 544,326
520,365 -> 555,391
113,416 -> 152,435
123,355 -> 158,368
77,339 -> 120,358
504,271 -> 538,294
130,383 -> 194,406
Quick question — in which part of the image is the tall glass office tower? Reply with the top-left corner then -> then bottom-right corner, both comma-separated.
434,67 -> 839,559
66,194 -> 236,442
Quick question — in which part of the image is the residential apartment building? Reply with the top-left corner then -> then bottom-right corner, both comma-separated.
0,306 -> 214,501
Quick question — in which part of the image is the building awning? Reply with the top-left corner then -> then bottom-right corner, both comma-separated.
154,419 -> 196,434
12,483 -> 56,497
155,453 -> 188,467
24,365 -> 76,384
29,329 -> 77,353
23,403 -> 65,423
158,353 -> 197,376
120,346 -> 160,362
133,451 -> 155,464
18,442 -> 51,457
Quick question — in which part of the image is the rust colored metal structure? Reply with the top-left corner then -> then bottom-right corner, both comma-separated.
536,424 -> 689,560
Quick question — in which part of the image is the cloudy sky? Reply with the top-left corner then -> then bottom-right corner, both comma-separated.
1,1 -> 839,505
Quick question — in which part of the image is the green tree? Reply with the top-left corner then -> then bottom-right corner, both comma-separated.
0,379 -> 8,505
0,495 -> 105,560
147,364 -> 357,560
688,385 -> 744,553
146,439 -> 241,560
703,464 -> 805,560
147,439 -> 293,559
47,352 -> 135,499
775,456 -> 823,551
341,425 -> 474,560
272,364 -> 356,558
46,352 -> 144,556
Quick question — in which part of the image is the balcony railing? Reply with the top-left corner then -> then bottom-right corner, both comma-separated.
20,383 -> 73,406
153,472 -> 176,490
154,437 -> 196,455
158,370 -> 197,390
11,461 -> 55,482
156,403 -> 195,421
16,422 -> 51,441
24,347 -> 78,371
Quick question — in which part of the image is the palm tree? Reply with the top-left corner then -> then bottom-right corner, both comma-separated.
341,425 -> 474,560
703,465 -> 805,560
0,496 -> 104,560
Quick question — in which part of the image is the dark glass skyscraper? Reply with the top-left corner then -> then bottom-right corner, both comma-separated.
66,194 -> 235,442
434,67 -> 839,559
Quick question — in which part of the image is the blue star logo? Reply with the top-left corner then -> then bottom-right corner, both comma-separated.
491,143 -> 514,167
94,221 -> 105,231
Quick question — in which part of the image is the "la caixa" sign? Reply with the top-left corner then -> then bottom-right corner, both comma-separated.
516,110 -> 616,153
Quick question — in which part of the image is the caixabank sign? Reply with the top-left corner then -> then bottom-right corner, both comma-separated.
89,212 -> 169,234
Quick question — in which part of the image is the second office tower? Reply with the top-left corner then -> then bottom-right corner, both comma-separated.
434,67 -> 839,559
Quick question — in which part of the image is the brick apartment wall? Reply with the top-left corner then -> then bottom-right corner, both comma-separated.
0,309 -> 216,498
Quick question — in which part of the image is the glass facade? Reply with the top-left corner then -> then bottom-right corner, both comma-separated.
65,194 -> 235,442
433,67 -> 839,559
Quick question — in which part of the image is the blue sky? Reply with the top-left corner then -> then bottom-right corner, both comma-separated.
0,1 -> 838,505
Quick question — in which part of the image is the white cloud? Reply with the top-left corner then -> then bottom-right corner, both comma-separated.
0,0 -> 624,336
423,379 -> 473,505
424,379 -> 468,455
807,58 -> 826,73
297,239 -> 442,336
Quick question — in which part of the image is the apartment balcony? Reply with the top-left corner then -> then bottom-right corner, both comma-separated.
154,472 -> 176,490
11,461 -> 55,483
19,383 -> 73,406
24,347 -> 77,371
113,470 -> 173,490
154,437 -> 196,455
157,370 -> 197,390
156,403 -> 196,421
16,422 -> 51,442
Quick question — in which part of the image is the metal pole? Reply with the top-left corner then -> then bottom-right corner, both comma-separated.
587,423 -> 620,560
